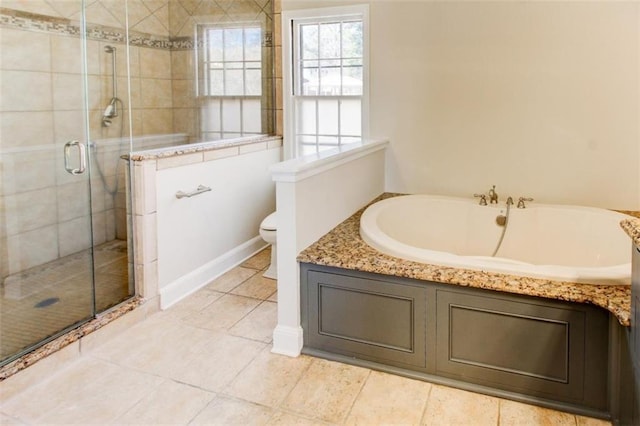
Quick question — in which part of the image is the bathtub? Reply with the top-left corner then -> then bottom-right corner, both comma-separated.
359,194 -> 631,285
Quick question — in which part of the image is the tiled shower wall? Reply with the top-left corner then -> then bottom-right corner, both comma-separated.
0,6 -> 132,280
0,0 -> 276,280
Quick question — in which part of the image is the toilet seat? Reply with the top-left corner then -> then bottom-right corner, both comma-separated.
260,212 -> 277,231
259,212 -> 277,279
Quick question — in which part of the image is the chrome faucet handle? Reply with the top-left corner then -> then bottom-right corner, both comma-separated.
488,185 -> 498,204
473,194 -> 488,206
517,197 -> 534,209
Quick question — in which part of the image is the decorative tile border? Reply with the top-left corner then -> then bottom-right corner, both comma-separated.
171,36 -> 195,50
86,25 -> 127,44
0,7 -> 82,37
1,8 -> 273,51
0,8 -> 181,50
264,31 -> 273,47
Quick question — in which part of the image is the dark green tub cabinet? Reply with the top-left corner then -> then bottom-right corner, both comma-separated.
300,263 -> 620,419
630,245 -> 640,391
619,244 -> 640,425
300,267 -> 428,369
435,288 -> 609,412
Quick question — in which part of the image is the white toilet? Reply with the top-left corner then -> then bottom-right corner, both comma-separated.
259,212 -> 277,279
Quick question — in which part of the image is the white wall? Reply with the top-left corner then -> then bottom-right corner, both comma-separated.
271,140 -> 388,356
154,146 -> 281,307
283,0 -> 640,210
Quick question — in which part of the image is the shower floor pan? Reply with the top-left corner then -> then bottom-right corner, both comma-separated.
0,240 -> 130,362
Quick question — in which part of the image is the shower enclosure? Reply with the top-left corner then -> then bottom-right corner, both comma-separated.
0,0 -> 135,366
0,0 -> 276,367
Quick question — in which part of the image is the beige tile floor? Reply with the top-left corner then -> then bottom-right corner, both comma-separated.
0,248 -> 611,425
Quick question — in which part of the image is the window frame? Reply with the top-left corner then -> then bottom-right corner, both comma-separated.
196,21 -> 266,141
282,5 -> 370,159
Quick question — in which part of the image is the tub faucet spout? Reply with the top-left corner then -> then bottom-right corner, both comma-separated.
488,185 -> 498,204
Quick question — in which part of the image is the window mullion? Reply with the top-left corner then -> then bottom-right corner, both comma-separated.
317,23 -> 321,96
204,29 -> 209,96
219,99 -> 224,137
339,21 -> 343,97
242,28 -> 247,98
222,29 -> 227,97
315,98 -> 320,153
337,99 -> 342,147
296,23 -> 301,96
240,98 -> 244,136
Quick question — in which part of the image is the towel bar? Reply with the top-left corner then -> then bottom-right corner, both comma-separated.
175,185 -> 211,199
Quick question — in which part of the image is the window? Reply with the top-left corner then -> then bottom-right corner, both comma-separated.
197,23 -> 264,140
284,6 -> 369,157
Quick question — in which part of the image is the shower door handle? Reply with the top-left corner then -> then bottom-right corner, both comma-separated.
63,140 -> 87,175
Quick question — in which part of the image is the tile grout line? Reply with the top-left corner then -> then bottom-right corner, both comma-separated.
225,267 -> 262,292
340,367 -> 372,424
419,382 -> 434,425
267,355 -> 317,417
210,316 -> 270,401
206,265 -> 261,294
229,287 -> 277,302
32,356 -> 156,424
218,345 -> 271,400
181,385 -> 219,425
226,299 -> 277,344
109,377 -> 175,425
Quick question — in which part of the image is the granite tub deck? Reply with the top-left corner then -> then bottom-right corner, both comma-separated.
621,216 -> 640,248
297,193 -> 635,326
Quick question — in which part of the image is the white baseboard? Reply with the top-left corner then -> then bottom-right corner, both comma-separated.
271,324 -> 304,357
159,236 -> 266,309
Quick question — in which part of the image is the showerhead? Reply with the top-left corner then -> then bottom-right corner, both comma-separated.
101,97 -> 120,127
103,102 -> 115,118
104,45 -> 116,53
103,97 -> 118,119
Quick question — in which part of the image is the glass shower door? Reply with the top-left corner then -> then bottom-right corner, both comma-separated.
0,1 -> 96,365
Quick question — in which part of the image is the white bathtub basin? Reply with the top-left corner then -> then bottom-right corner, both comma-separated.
360,194 -> 631,285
